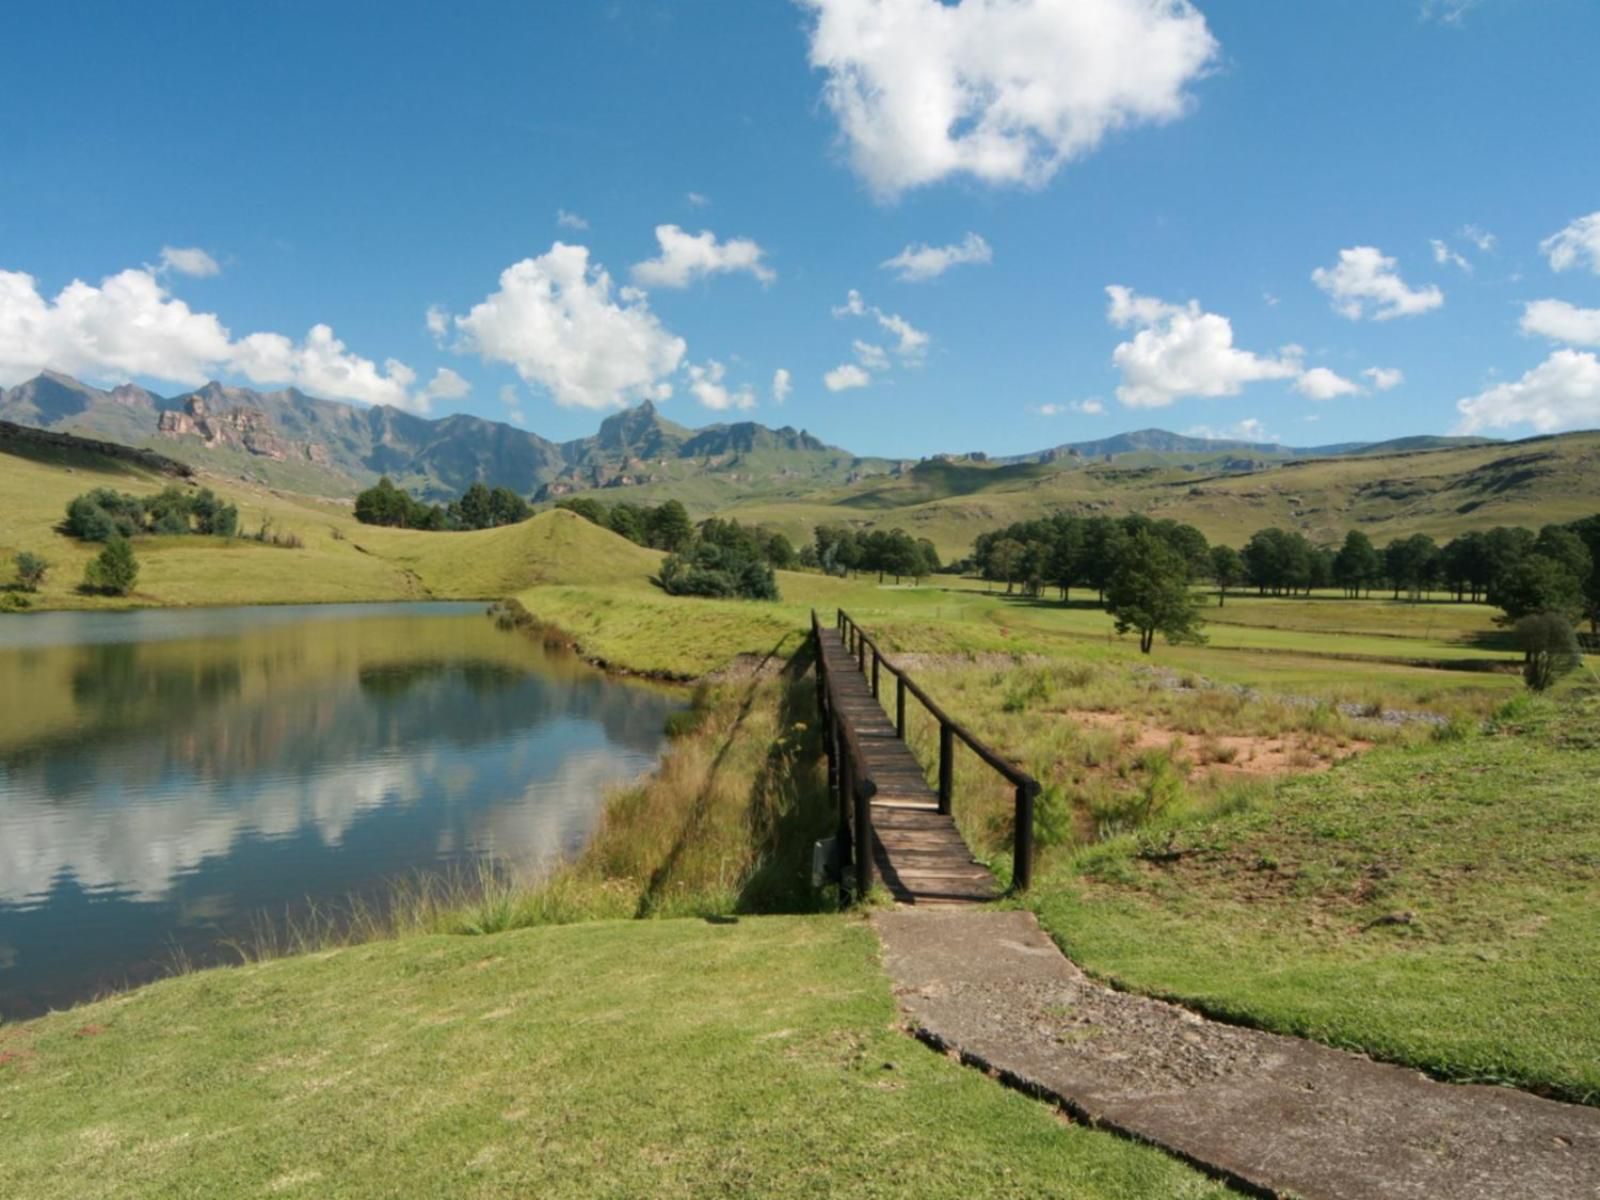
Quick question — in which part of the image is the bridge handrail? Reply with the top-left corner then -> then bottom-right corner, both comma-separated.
815,607 -> 1041,892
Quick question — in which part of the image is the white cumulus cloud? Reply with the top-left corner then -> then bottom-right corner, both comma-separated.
1295,366 -> 1363,401
1455,349 -> 1600,434
556,209 -> 590,231
1541,212 -> 1600,275
881,232 -> 992,282
1521,299 -> 1600,347
1312,246 -> 1443,320
1105,285 -> 1300,408
772,367 -> 792,404
631,225 -> 775,288
447,242 -> 686,410
824,363 -> 872,392
686,360 -> 756,411
1362,366 -> 1404,390
800,0 -> 1217,200
158,245 -> 221,277
0,265 -> 439,412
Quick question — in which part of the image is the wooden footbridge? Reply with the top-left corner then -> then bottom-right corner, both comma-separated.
812,610 -> 1041,905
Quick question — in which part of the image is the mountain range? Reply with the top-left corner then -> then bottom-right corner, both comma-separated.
0,369 -> 1499,502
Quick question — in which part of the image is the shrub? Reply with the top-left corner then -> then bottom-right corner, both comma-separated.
83,536 -> 139,596
658,540 -> 779,601
13,551 -> 48,592
1515,612 -> 1582,692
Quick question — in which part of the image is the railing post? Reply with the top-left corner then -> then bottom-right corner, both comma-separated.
871,648 -> 880,698
895,675 -> 906,738
857,633 -> 866,673
838,733 -> 853,863
1013,780 -> 1039,892
938,722 -> 954,815
855,779 -> 874,896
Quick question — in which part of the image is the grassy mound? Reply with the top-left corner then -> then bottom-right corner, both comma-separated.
0,917 -> 1229,1199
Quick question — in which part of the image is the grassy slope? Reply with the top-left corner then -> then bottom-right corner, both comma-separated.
0,918 -> 1228,1199
704,432 -> 1600,559
0,447 -> 660,609
1024,689 -> 1600,1103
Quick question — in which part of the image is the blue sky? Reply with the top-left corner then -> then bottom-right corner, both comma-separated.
3,0 -> 1599,457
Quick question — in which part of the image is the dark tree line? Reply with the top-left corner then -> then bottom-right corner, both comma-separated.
808,525 -> 941,584
557,497 -> 697,554
65,486 -> 238,541
355,477 -> 532,531
962,511 -> 1600,634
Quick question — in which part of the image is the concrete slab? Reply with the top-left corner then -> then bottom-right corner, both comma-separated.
873,909 -> 1600,1200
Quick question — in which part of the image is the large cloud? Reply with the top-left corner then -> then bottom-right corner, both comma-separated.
1521,298 -> 1600,347
800,0 -> 1217,199
1455,349 -> 1600,434
1106,285 -> 1300,408
1311,246 -> 1443,321
0,265 -> 442,412
1540,211 -> 1600,275
630,225 -> 775,288
447,243 -> 686,410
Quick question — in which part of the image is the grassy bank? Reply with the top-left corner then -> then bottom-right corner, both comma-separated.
1017,686 -> 1600,1103
0,917 -> 1231,1199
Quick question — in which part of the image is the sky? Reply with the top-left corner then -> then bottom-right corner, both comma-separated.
3,0 -> 1599,458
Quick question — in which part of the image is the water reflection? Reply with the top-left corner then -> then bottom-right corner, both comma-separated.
0,604 -> 679,1019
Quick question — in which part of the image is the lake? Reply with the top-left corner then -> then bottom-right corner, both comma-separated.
0,603 -> 680,1020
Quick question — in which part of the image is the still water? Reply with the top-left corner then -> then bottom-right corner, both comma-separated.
0,603 -> 679,1019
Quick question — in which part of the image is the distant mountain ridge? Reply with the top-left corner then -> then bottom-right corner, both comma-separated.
0,370 -> 1504,501
0,373 -> 852,500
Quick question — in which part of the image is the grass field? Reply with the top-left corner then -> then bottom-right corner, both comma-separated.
1023,687 -> 1600,1103
0,917 -> 1230,1199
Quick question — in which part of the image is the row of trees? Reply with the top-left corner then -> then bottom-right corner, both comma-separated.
968,512 -> 1600,631
558,497 -> 696,554
656,517 -> 782,600
65,486 -> 238,541
354,478 -> 533,531
808,525 -> 942,584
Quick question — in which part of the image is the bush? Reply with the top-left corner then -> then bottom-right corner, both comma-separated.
658,540 -> 779,601
83,536 -> 139,596
1515,612 -> 1582,692
13,551 -> 48,592
63,486 -> 237,541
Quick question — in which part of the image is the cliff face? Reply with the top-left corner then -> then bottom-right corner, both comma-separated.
157,396 -> 331,465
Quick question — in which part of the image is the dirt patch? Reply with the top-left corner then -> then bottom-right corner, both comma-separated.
1059,708 -> 1371,777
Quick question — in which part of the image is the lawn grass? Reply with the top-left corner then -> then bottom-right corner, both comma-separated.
1024,686 -> 1600,1104
0,915 -> 1232,1199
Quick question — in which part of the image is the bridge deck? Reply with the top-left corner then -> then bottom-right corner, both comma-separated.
816,628 -> 998,905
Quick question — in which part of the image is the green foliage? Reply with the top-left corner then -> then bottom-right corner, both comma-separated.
63,485 -> 238,541
1105,530 -> 1208,653
82,536 -> 139,595
1515,612 -> 1582,691
659,538 -> 780,600
1033,784 -> 1075,849
1492,553 -> 1584,622
13,550 -> 48,591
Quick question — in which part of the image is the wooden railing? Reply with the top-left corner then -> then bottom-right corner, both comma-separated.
812,610 -> 877,896
815,608 -> 1042,892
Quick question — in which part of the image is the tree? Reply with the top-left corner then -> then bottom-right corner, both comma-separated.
1515,613 -> 1582,692
657,540 -> 778,601
1210,545 -> 1244,607
986,537 -> 1025,593
84,536 -> 138,596
606,503 -> 645,544
14,552 -> 48,592
1105,531 -> 1207,654
1568,514 -> 1600,636
647,500 -> 693,552
489,486 -> 531,527
1491,554 -> 1584,623
556,497 -> 608,526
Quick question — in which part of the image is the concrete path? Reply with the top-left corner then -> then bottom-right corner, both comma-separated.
873,909 -> 1600,1200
